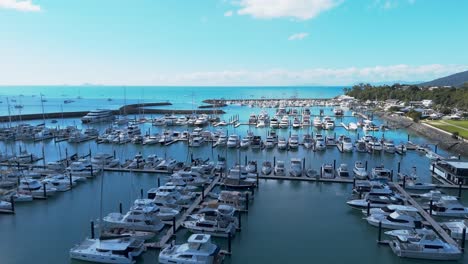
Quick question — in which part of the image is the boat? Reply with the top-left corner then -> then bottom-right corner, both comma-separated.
348,122 -> 358,131
429,196 -> 468,218
18,179 -> 57,198
70,237 -> 146,264
314,135 -> 326,151
336,164 -> 350,177
269,117 -> 279,128
289,158 -> 302,177
182,217 -> 236,238
355,140 -> 367,152
239,136 -> 250,148
383,141 -> 396,154
189,136 -> 205,147
362,205 -> 417,216
313,117 -> 322,128
366,211 -> 422,230
388,229 -> 462,260
338,136 -> 353,152
226,134 -> 239,148
91,153 -> 120,168
370,165 -> 392,181
81,109 -> 114,124
277,137 -> 287,150
302,134 -> 313,149
274,161 -> 286,176
321,163 -> 334,178
288,134 -> 299,149
347,193 -> 405,210
103,210 -> 165,232
261,161 -> 272,175
159,234 -> 223,264
292,117 -> 301,129
440,220 -> 468,241
367,140 -> 383,152
279,116 -> 289,129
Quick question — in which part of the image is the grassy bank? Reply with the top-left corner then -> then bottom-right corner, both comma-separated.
424,120 -> 468,138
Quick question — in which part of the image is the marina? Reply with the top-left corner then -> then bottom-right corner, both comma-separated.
0,89 -> 467,264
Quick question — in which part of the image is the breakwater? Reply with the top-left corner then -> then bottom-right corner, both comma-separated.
0,102 -> 225,122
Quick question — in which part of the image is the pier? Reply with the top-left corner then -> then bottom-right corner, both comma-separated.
145,176 -> 221,249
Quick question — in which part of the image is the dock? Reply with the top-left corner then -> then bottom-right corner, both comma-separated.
390,183 -> 459,248
145,176 -> 220,249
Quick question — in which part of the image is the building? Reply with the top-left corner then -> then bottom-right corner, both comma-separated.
431,161 -> 468,185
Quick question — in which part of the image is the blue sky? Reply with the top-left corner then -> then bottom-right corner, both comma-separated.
0,0 -> 467,85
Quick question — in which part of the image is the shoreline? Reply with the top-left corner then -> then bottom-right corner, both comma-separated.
376,111 -> 468,157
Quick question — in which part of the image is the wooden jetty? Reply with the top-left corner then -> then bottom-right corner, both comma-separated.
145,176 -> 220,249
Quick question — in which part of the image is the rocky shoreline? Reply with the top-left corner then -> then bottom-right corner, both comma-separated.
376,112 -> 468,157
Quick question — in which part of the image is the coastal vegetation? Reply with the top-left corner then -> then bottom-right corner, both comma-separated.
343,83 -> 468,110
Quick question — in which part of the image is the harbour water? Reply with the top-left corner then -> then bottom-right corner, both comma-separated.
0,86 -> 467,264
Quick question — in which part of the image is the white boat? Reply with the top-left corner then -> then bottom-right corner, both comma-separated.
347,193 -> 404,210
336,164 -> 350,177
429,196 -> 468,218
81,109 -> 114,124
0,200 -> 13,212
339,136 -> 353,152
279,116 -> 289,129
353,160 -> 368,180
362,205 -> 417,216
256,119 -> 266,128
289,158 -> 302,177
292,118 -> 301,129
18,179 -> 57,197
324,120 -> 335,130
226,135 -> 239,148
67,160 -> 101,178
277,137 -> 287,150
440,220 -> 468,241
159,234 -> 223,264
70,237 -> 146,264
388,229 -> 462,260
274,161 -> 285,176
264,135 -> 276,149
182,217 -> 236,237
261,161 -> 272,175
314,134 -> 326,151
245,161 -> 257,174
288,134 -> 299,149
383,141 -> 396,154
239,137 -> 250,148
103,211 -> 165,232
216,134 -> 227,147
91,153 -> 120,168
321,163 -> 334,178
302,134 -> 313,149
348,122 -> 358,131
371,166 -> 392,181
366,211 -> 422,229
189,136 -> 205,147
367,140 -> 383,152
313,117 -> 322,128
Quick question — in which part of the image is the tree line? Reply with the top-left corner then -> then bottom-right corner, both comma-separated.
344,83 -> 468,110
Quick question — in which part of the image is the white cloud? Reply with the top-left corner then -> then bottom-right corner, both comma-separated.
288,32 -> 309,40
0,0 -> 41,12
152,64 -> 467,86
235,0 -> 341,20
224,10 -> 233,17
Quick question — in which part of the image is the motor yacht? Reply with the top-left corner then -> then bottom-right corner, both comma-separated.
321,163 -> 334,178
159,234 -> 223,264
353,161 -> 368,180
336,164 -> 350,177
277,137 -> 287,150
81,109 -> 114,124
274,161 -> 286,176
261,161 -> 272,175
366,211 -> 423,229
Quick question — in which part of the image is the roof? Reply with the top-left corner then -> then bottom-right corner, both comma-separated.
446,161 -> 468,169
188,234 -> 210,244
97,238 -> 133,251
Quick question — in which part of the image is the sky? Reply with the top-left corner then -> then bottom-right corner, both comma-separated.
0,0 -> 467,86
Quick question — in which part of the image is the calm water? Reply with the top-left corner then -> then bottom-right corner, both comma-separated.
0,87 -> 467,264
0,86 -> 343,116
